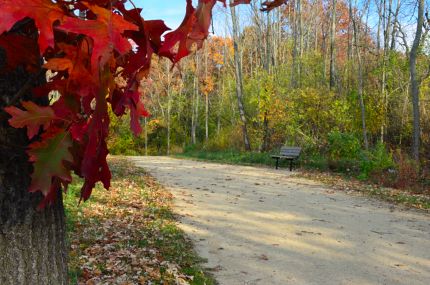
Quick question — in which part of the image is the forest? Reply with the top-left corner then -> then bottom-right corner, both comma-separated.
109,0 -> 430,192
1,1 -> 429,284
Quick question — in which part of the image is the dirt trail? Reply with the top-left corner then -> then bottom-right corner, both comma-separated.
131,156 -> 430,285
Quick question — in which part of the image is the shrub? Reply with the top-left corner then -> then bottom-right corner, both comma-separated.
327,131 -> 361,160
299,154 -> 329,171
359,142 -> 395,179
203,126 -> 244,152
393,150 -> 419,190
328,158 -> 360,173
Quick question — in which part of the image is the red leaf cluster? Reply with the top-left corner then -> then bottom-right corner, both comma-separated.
0,0 -> 260,207
261,0 -> 287,12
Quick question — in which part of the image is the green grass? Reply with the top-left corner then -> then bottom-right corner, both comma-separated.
177,149 -> 430,210
176,149 -> 333,172
175,149 -> 278,167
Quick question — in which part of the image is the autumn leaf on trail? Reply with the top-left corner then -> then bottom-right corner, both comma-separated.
4,101 -> 57,139
0,0 -> 66,53
58,3 -> 138,69
27,129 -> 73,196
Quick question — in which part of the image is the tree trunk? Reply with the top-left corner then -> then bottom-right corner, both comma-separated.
0,55 -> 68,284
409,0 -> 424,161
191,54 -> 199,145
329,0 -> 337,89
205,93 -> 209,142
230,4 -> 251,151
390,0 -> 401,50
144,117 -> 148,156
166,61 -> 171,155
350,0 -> 369,150
204,47 -> 209,142
261,112 -> 270,152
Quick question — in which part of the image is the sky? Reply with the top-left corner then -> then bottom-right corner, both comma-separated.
128,0 -> 240,36
129,0 -> 418,48
134,0 -> 188,30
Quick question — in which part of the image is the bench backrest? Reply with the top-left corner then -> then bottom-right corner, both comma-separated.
279,146 -> 302,157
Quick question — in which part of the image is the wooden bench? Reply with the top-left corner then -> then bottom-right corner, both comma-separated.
271,146 -> 302,171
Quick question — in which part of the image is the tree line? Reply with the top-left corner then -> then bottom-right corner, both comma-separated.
109,0 -> 429,185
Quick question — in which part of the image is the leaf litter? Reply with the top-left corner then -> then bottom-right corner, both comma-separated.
66,157 -> 215,285
296,170 -> 430,211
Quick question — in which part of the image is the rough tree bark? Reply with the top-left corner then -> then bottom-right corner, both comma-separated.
0,21 -> 68,284
409,0 -> 424,161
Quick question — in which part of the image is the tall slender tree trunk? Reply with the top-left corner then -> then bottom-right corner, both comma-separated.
350,0 -> 369,150
166,61 -> 171,155
230,4 -> 251,151
191,54 -> 199,145
329,0 -> 337,89
205,93 -> 209,141
204,46 -> 209,142
409,0 -> 424,161
380,0 -> 393,143
0,42 -> 68,284
390,0 -> 401,50
292,0 -> 299,87
144,117 -> 148,156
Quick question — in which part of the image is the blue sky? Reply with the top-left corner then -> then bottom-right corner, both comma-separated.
134,0 -> 187,29
129,0 -> 236,35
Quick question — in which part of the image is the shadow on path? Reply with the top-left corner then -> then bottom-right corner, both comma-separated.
131,156 -> 430,285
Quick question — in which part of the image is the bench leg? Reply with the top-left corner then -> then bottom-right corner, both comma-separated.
275,158 -> 279,169
289,159 -> 293,171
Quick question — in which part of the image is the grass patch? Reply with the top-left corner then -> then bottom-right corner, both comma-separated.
175,149 -> 276,167
65,157 -> 216,285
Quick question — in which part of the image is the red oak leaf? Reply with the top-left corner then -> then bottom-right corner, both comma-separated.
159,0 -> 196,62
79,70 -> 111,201
44,41 -> 97,98
261,0 -> 286,11
189,0 -> 219,51
43,58 -> 73,72
230,0 -> 251,6
122,90 -> 150,136
130,100 -> 150,135
159,0 -> 228,63
57,3 -> 138,70
121,19 -> 170,76
0,0 -> 66,53
4,101 -> 57,139
27,129 -> 73,196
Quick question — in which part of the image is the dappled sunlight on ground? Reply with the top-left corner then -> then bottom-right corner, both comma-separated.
131,156 -> 430,285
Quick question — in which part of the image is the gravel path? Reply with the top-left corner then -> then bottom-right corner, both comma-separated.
131,156 -> 430,285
